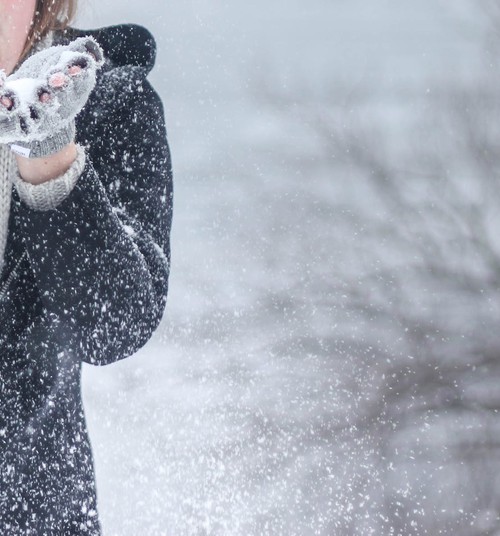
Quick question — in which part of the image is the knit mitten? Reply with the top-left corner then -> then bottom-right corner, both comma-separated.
0,37 -> 104,159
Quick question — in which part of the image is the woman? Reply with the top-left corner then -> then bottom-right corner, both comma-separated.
0,0 -> 173,533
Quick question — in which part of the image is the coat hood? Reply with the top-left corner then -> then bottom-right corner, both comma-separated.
50,24 -> 159,124
53,23 -> 157,76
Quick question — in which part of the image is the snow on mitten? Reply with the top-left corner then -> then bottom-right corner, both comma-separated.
0,36 -> 104,159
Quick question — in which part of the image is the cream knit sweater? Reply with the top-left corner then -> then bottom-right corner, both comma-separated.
0,31 -> 86,276
0,146 -> 14,276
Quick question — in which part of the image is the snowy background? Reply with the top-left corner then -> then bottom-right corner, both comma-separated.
76,1 -> 500,534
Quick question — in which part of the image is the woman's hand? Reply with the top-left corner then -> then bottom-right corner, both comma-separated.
0,36 -> 104,162
15,142 -> 78,184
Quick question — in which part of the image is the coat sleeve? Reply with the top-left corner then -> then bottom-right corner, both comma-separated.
11,78 -> 173,366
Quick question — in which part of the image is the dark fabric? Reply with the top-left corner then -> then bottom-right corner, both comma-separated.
0,23 -> 173,535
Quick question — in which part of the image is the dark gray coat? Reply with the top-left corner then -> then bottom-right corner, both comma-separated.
0,23 -> 173,535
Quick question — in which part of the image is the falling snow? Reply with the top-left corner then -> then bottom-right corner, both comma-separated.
0,0 -> 498,535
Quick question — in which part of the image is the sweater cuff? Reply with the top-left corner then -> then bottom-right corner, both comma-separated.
11,144 -> 86,211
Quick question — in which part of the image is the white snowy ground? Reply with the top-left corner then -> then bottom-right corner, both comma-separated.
75,1 -> 487,534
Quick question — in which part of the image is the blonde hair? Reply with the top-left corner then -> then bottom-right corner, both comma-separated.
20,0 -> 78,61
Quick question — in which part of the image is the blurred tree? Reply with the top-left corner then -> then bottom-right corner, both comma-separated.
250,6 -> 500,533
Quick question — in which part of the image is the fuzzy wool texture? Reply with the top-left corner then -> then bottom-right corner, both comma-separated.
0,35 -> 104,158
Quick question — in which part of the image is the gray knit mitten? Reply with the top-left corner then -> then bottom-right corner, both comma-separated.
0,37 -> 104,159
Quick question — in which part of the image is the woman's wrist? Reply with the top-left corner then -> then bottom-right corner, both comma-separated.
15,142 -> 78,184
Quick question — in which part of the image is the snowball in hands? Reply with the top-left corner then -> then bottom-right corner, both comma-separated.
0,37 -> 104,158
